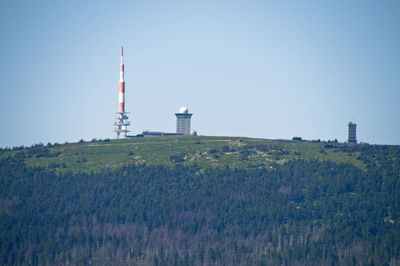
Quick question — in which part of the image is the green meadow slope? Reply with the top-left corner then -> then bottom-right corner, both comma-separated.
2,136 -> 365,172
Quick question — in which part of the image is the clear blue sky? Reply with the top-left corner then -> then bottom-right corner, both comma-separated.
1,0 -> 399,147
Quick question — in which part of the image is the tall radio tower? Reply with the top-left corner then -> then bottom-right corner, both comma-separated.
114,47 -> 130,138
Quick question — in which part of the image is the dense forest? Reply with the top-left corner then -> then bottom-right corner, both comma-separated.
1,143 -> 400,265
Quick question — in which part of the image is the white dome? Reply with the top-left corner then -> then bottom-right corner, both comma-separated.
179,106 -> 188,114
190,130 -> 197,136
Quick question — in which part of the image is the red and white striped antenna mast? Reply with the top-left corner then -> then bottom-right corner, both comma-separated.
114,46 -> 131,138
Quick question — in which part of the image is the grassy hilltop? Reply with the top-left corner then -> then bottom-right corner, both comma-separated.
3,136 -> 364,172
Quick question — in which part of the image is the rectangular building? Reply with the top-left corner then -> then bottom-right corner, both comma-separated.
175,113 -> 192,135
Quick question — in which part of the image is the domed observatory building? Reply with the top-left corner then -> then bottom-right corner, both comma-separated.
175,106 -> 193,135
